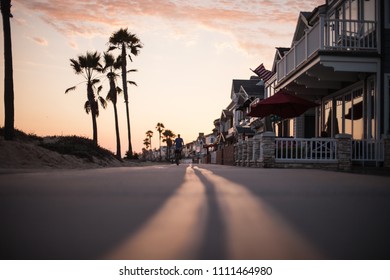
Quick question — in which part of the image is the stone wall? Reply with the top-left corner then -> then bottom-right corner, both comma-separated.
224,145 -> 235,166
216,145 -> 235,166
335,134 -> 352,171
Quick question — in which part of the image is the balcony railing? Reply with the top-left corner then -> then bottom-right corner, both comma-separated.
277,18 -> 378,82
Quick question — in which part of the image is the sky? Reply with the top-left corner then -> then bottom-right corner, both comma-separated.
0,0 -> 324,155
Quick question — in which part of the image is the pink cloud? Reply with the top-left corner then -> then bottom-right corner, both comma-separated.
16,0 -> 325,54
29,36 -> 48,46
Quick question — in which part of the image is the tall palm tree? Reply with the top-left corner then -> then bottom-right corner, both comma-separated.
65,51 -> 107,146
1,0 -> 14,140
108,28 -> 143,158
146,130 -> 153,149
162,129 -> 175,161
103,52 -> 122,159
156,122 -> 165,160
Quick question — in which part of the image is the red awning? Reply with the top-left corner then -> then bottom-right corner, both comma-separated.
248,90 -> 319,119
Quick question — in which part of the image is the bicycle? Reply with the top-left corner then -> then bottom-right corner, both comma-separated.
174,148 -> 182,165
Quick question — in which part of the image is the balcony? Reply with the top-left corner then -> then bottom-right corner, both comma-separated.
277,17 -> 378,83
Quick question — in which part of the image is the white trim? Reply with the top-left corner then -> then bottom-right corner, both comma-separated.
320,56 -> 380,73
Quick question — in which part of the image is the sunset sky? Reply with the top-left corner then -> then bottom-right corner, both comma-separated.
0,0 -> 324,155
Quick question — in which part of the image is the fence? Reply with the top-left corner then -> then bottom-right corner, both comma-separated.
352,139 -> 384,162
233,133 -> 387,170
275,138 -> 337,162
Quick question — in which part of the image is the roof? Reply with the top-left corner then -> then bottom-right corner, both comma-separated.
232,79 -> 258,93
272,47 -> 291,72
220,109 -> 233,121
240,84 -> 264,98
291,11 -> 312,46
231,78 -> 263,99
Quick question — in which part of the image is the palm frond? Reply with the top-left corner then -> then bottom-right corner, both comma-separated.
107,46 -> 117,52
84,101 -> 91,114
116,86 -> 122,94
99,96 -> 107,109
70,59 -> 82,73
97,85 -> 103,95
128,81 -> 138,87
91,79 -> 100,86
106,92 -> 113,102
130,44 -> 142,56
127,69 -> 138,73
65,86 -> 76,94
102,52 -> 114,71
113,58 -> 122,70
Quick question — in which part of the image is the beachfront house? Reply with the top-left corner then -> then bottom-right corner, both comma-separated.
242,0 -> 390,169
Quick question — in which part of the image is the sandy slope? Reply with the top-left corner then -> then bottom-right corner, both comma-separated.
0,137 -> 123,170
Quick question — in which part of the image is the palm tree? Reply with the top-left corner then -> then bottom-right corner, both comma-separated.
65,51 -> 107,146
146,130 -> 153,149
108,28 -> 143,158
156,122 -> 165,160
1,0 -> 14,140
143,137 -> 151,149
162,129 -> 175,161
103,52 -> 122,159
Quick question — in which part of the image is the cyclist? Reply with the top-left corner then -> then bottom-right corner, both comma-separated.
174,134 -> 184,165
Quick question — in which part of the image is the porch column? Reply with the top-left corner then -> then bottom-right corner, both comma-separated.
235,141 -> 242,166
241,140 -> 248,166
383,135 -> 390,168
259,132 -> 276,168
252,134 -> 261,167
335,134 -> 352,171
247,138 -> 253,167
234,143 -> 238,165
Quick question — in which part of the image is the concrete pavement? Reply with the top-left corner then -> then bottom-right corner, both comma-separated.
1,164 -> 389,259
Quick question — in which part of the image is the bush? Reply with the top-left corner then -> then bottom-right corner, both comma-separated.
39,135 -> 116,161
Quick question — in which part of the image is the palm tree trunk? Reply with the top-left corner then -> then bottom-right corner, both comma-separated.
125,100 -> 132,156
88,83 -> 98,146
113,103 -> 121,159
158,132 -> 162,160
1,0 -> 14,140
91,110 -> 98,146
121,44 -> 133,157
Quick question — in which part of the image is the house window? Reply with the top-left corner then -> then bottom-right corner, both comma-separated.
345,93 -> 353,135
323,100 -> 333,137
324,85 -> 365,139
363,0 -> 376,21
352,88 -> 364,139
384,74 -> 390,134
386,1 -> 390,29
367,78 -> 376,138
336,96 -> 343,135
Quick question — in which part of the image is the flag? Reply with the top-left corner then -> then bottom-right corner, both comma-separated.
250,63 -> 274,81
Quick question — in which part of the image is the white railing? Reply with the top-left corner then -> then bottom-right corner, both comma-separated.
352,139 -> 384,162
324,19 -> 377,50
277,18 -> 378,82
275,138 -> 337,162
